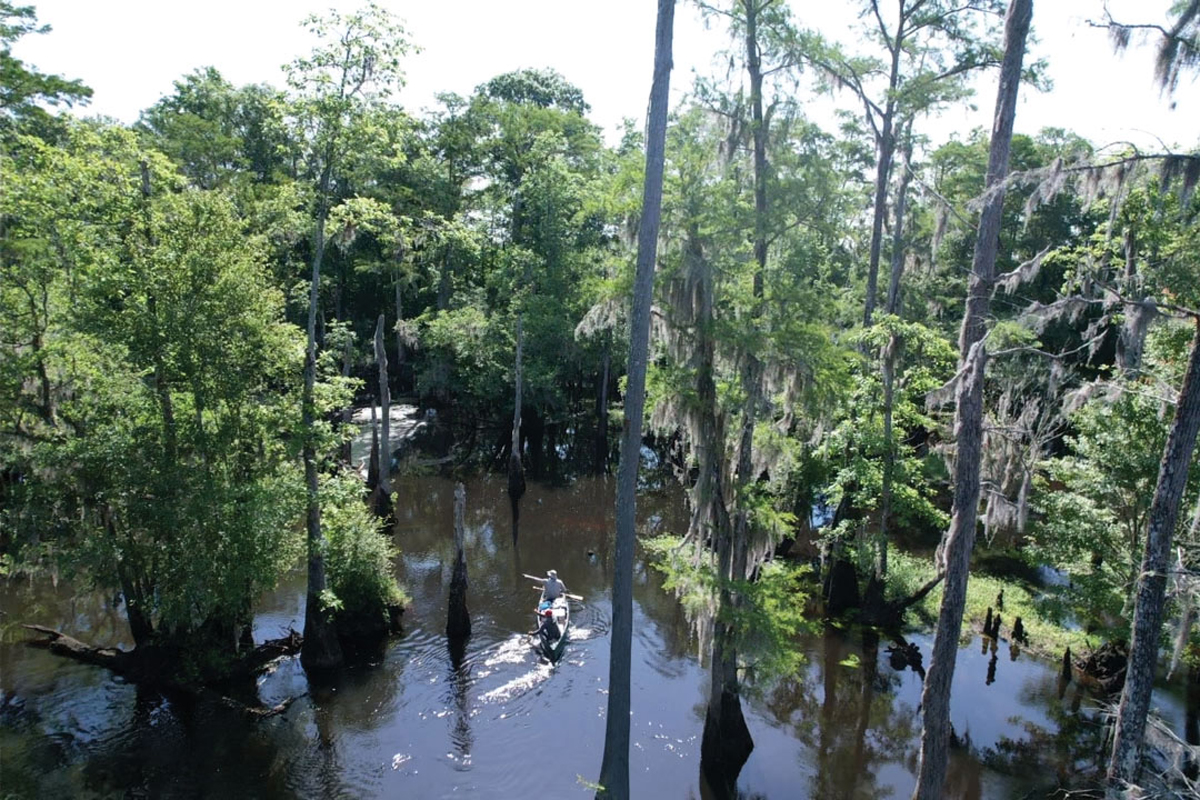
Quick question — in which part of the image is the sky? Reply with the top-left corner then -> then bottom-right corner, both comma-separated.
11,0 -> 1197,153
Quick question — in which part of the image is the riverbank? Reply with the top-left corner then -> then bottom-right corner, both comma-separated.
886,549 -> 1097,661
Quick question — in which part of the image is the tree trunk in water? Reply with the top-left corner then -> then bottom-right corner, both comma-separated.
103,505 -> 154,647
508,314 -> 526,542
701,616 -> 753,798
301,165 -> 344,673
914,342 -> 987,797
700,3 -> 766,789
447,482 -> 471,657
913,3 -> 1032,796
1107,321 -> 1200,789
373,314 -> 392,517
367,403 -> 380,490
597,2 -> 673,796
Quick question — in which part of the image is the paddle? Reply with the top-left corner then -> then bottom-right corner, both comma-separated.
523,574 -> 583,602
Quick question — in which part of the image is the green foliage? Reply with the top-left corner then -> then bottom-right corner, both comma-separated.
644,536 -> 815,680
819,318 -> 956,545
1029,323 -> 1200,634
0,1 -> 91,132
321,471 -> 407,623
2,119 -> 308,647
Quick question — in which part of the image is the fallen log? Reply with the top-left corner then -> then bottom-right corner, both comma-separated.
22,624 -> 305,719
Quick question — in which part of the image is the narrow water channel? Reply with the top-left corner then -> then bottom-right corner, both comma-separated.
0,473 -> 1191,798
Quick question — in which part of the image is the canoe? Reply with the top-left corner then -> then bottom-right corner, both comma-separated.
534,593 -> 570,661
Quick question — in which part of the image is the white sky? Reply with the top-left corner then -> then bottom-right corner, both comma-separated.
12,0 -> 1198,153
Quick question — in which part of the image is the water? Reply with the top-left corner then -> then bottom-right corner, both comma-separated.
1,473 -> 1192,798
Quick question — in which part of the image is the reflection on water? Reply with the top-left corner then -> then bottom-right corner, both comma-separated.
1,474 -> 1193,798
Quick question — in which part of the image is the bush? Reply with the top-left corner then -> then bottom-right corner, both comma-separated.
321,471 -> 408,642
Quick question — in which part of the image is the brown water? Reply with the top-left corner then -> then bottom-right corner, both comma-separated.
0,474 -> 1191,798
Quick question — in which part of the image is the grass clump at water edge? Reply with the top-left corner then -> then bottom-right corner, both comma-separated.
885,550 -> 1098,660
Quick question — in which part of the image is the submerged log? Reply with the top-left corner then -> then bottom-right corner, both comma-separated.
22,624 -> 303,718
447,482 -> 471,645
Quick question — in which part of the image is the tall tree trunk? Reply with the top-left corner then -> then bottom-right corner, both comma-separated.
862,9 -> 904,327
870,120 -> 914,586
301,162 -> 344,673
912,2 -> 1032,797
507,313 -> 526,539
875,124 -> 914,580
700,1 -> 769,786
885,126 -> 914,317
875,333 -> 901,584
1107,320 -> 1200,789
394,279 -> 406,393
374,313 -> 391,494
597,2 -> 674,796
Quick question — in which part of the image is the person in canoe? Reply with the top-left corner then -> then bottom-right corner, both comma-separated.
535,607 -> 561,641
537,569 -> 567,603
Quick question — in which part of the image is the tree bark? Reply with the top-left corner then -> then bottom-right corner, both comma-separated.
885,126 -> 914,317
913,3 -> 1032,797
1107,320 -> 1200,790
597,2 -> 674,796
